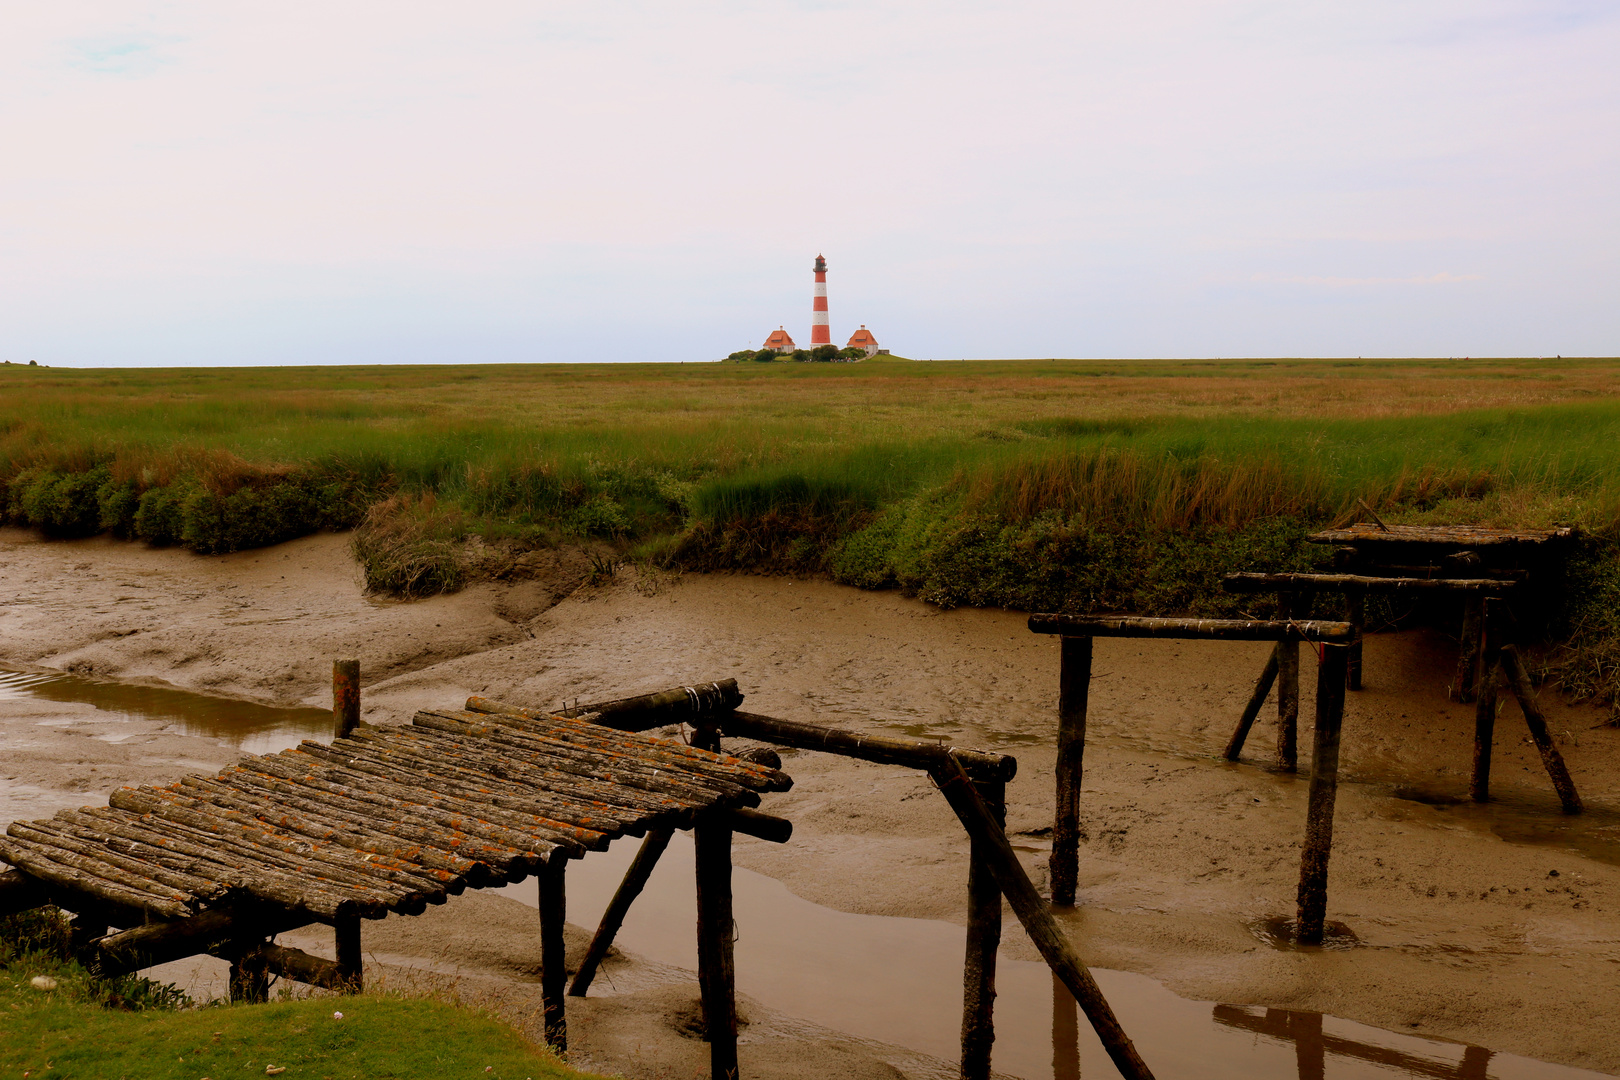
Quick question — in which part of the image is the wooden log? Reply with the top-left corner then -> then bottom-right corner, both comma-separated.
718,711 -> 1017,784
550,679 -> 744,730
333,659 -> 361,739
388,718 -> 741,811
446,707 -> 791,793
103,792 -> 393,917
1500,647 -> 1583,814
111,787 -> 426,911
62,808 -> 359,922
1345,587 -> 1365,691
1276,593 -> 1301,773
539,853 -> 568,1051
1455,596 -> 1484,703
569,826 -> 674,997
9,822 -> 230,903
722,808 -> 792,845
1222,572 -> 1517,594
176,778 -> 453,899
1223,648 -> 1278,761
229,759 -> 543,875
336,729 -> 640,840
694,810 -> 739,1080
84,906 -> 307,978
1471,644 -> 1502,803
1051,636 -> 1091,908
961,779 -> 1004,1080
1295,645 -> 1348,946
335,915 -> 363,991
0,831 -> 197,910
0,837 -> 191,919
928,756 -> 1154,1080
255,942 -> 354,993
401,718 -> 755,804
1029,614 -> 1354,643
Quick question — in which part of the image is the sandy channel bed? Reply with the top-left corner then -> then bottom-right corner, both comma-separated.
2,528 -> 1618,1076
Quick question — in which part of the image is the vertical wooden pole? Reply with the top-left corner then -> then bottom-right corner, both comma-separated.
1455,597 -> 1484,703
695,811 -> 739,1080
335,915 -> 362,992
932,757 -> 1155,1080
68,908 -> 109,956
1276,592 -> 1300,773
1052,635 -> 1092,907
1459,1045 -> 1495,1080
332,659 -> 360,739
229,946 -> 270,1004
960,779 -> 1005,1080
1224,647 -> 1279,760
569,826 -> 675,996
1470,609 -> 1502,804
1500,646 -> 1583,813
1345,587 -> 1365,691
539,852 -> 568,1051
1295,644 -> 1347,945
1051,972 -> 1080,1080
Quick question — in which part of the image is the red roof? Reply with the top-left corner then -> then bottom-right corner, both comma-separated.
763,327 -> 796,349
846,325 -> 878,347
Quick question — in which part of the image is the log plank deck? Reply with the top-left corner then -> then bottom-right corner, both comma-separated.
0,707 -> 792,927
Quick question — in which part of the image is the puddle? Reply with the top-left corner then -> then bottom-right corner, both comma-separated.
0,667 -> 335,756
504,834 -> 1609,1080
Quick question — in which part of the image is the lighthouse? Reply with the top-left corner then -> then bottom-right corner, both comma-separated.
810,254 -> 831,347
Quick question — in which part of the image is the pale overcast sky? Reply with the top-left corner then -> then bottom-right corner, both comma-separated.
3,2 -> 1616,365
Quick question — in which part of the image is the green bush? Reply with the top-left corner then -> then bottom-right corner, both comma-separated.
7,466 -> 110,536
810,344 -> 840,362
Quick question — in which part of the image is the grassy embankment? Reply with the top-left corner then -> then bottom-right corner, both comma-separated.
4,357 -> 1620,711
0,909 -> 601,1080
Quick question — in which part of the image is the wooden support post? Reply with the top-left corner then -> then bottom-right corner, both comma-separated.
335,914 -> 362,992
931,757 -> 1155,1080
1223,647 -> 1278,761
333,659 -> 360,739
1052,635 -> 1092,907
1051,973 -> 1080,1080
695,811 -> 739,1080
229,946 -> 270,1004
539,852 -> 568,1051
69,907 -> 110,956
1295,644 -> 1347,946
1500,647 -> 1583,813
0,870 -> 48,918
569,826 -> 675,997
1276,592 -> 1300,773
1455,597 -> 1484,703
960,779 -> 1005,1080
1345,587 -> 1365,691
1470,619 -> 1503,804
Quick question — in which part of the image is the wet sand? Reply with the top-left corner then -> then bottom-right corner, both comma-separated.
2,528 -> 1617,1077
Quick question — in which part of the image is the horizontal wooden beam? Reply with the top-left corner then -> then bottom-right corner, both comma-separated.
718,712 -> 1017,783
83,906 -> 309,978
1222,572 -> 1516,595
722,808 -> 792,844
245,942 -> 356,992
467,679 -> 744,732
1028,614 -> 1356,643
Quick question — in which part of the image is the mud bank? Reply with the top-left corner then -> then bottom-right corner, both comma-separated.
2,528 -> 1618,1076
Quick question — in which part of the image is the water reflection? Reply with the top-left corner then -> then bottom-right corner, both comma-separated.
1213,1005 -> 1493,1079
0,667 -> 335,756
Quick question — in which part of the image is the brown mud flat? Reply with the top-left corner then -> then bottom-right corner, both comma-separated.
2,528 -> 1618,1077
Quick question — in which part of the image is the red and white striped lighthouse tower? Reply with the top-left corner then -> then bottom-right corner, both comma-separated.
810,254 -> 831,347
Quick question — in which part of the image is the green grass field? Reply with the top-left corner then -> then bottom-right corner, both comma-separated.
4,357 -> 1620,709
0,910 -> 602,1080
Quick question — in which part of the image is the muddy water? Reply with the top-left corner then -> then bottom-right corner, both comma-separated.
2,672 -> 1609,1079
0,667 -> 335,755
508,833 -> 1609,1080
